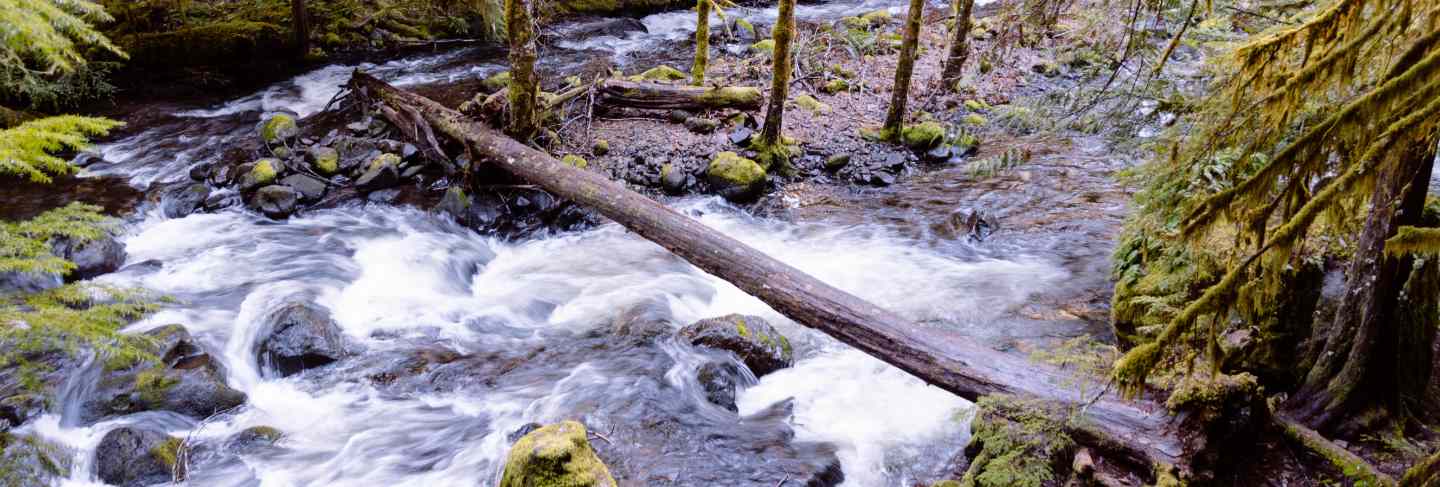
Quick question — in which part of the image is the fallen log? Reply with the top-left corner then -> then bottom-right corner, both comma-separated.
596,79 -> 763,111
346,70 -> 1187,478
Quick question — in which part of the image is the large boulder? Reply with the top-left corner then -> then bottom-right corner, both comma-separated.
706,152 -> 766,202
80,325 -> 247,424
500,421 -> 617,487
51,233 -> 126,282
93,427 -> 185,487
679,314 -> 793,377
255,302 -> 350,377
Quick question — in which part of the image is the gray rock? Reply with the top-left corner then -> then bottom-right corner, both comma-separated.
660,163 -> 688,195
679,314 -> 793,377
436,186 -> 472,220
94,427 -> 184,487
203,191 -> 240,211
696,361 -> 742,411
824,154 -> 851,171
80,325 -> 247,424
401,164 -> 423,179
256,302 -> 350,377
366,188 -> 401,203
51,233 -> 126,282
248,185 -> 299,219
225,426 -> 284,454
280,173 -> 327,202
355,163 -> 400,192
667,110 -> 691,124
163,183 -> 211,218
728,127 -> 755,146
0,272 -> 62,294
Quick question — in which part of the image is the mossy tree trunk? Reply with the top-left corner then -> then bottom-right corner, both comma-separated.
882,0 -> 925,139
757,0 -> 795,146
940,0 -> 973,88
691,0 -> 711,86
1286,142 -> 1437,435
292,0 -> 310,57
506,0 -> 540,140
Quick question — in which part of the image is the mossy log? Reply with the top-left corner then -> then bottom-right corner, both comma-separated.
346,70 -> 1190,479
597,80 -> 762,110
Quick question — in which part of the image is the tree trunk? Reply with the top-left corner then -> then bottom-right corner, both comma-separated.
940,0 -> 974,88
347,71 -> 1191,478
505,0 -> 539,140
691,0 -> 711,86
883,0 -> 925,138
598,80 -> 762,110
758,0 -> 795,146
291,0 -> 310,57
1287,142 -> 1437,435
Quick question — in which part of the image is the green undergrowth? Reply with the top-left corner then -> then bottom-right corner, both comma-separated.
959,396 -> 1078,487
1,203 -> 113,275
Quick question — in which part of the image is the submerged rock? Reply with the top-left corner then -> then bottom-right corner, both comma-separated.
500,421 -> 617,487
81,325 -> 247,424
696,361 -> 742,411
226,426 -> 284,453
94,427 -> 185,487
255,302 -> 350,377
707,152 -> 766,202
680,314 -> 793,377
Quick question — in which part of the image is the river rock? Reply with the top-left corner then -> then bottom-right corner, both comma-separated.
660,163 -> 687,195
707,152 -> 766,202
500,421 -> 617,487
355,156 -> 401,192
696,361 -> 742,411
258,113 -> 299,145
0,434 -> 73,485
256,302 -> 350,377
679,314 -> 793,377
306,146 -> 340,175
80,325 -> 247,424
93,427 -> 185,487
225,426 -> 285,454
51,233 -> 126,282
162,183 -> 212,219
684,117 -> 719,134
280,173 -> 328,202
248,185 -> 299,219
238,158 -> 281,191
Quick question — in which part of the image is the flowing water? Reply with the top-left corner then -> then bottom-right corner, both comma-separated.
7,1 -> 1112,485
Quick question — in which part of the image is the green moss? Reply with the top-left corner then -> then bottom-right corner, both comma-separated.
148,436 -> 184,471
482,71 -> 513,93
632,65 -> 687,82
751,39 -> 775,56
901,121 -> 946,151
259,114 -> 297,144
562,155 -> 589,169
736,18 -> 756,37
860,9 -> 892,26
707,152 -> 766,187
964,99 -> 989,111
964,114 -> 987,126
133,367 -> 178,405
249,158 -> 278,185
500,421 -> 616,487
794,95 -> 829,113
959,396 -> 1075,487
821,79 -> 849,94
731,316 -> 751,338
309,147 -> 339,175
367,153 -> 401,172
696,86 -> 762,108
592,139 -> 610,155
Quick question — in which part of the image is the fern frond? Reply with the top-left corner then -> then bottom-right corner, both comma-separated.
0,115 -> 121,183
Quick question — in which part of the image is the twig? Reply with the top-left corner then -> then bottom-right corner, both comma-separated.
776,474 -> 791,487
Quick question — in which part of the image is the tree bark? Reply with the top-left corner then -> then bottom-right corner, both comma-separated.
691,0 -> 711,86
758,0 -> 795,146
1287,141 -> 1437,435
347,71 -> 1190,478
598,80 -> 762,110
291,0 -> 310,57
883,0 -> 925,137
505,0 -> 539,140
940,0 -> 974,88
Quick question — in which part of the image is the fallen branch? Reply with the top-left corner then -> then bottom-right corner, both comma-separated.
346,70 -> 1188,478
596,79 -> 763,111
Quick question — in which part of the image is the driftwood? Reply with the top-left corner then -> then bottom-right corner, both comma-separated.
346,70 -> 1188,477
596,79 -> 763,111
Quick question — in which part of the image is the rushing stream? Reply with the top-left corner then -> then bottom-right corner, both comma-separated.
11,0 -> 1095,485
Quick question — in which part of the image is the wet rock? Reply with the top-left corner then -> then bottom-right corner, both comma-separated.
355,154 -> 401,192
0,434 -> 73,485
684,117 -> 719,134
162,183 -> 212,219
506,423 -> 542,443
280,173 -> 327,202
94,426 -> 185,487
256,302 -> 350,377
558,17 -> 647,40
306,146 -> 340,175
80,325 -> 247,424
51,233 -> 126,282
500,421 -> 617,487
436,186 -> 473,220
707,152 -> 766,202
248,185 -> 299,219
401,164 -> 424,179
696,361 -> 742,411
0,272 -> 61,295
367,188 -> 401,203
728,126 -> 755,147
203,191 -> 240,211
679,314 -> 793,377
610,301 -> 674,342
238,158 -> 281,191
225,426 -> 284,453
825,154 -> 851,171
660,163 -> 687,195
257,113 -> 299,145
941,208 -> 995,241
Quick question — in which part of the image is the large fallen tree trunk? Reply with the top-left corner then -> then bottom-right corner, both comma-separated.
346,70 -> 1188,477
596,79 -> 763,111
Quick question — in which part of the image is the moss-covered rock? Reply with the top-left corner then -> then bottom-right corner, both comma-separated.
901,121 -> 946,151
562,155 -> 589,169
239,158 -> 280,190
751,39 -> 775,56
860,9 -> 893,26
482,71 -> 513,93
592,139 -> 610,156
0,433 -> 72,486
964,99 -> 989,111
679,314 -> 793,376
1030,60 -> 1061,77
258,114 -> 299,145
500,421 -> 617,487
306,146 -> 339,175
794,94 -> 830,113
366,152 -> 402,172
959,396 -> 1075,487
706,152 -> 767,202
735,18 -> 756,38
632,65 -> 687,82
94,427 -> 184,486
964,114 -> 987,126
821,79 -> 849,94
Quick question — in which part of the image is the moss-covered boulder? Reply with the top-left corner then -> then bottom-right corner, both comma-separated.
750,39 -> 775,56
562,155 -> 589,169
94,427 -> 186,487
482,71 -> 513,93
307,146 -> 340,175
901,121 -> 946,151
80,325 -> 247,424
500,421 -> 617,487
706,152 -> 766,202
679,314 -> 793,377
821,79 -> 849,94
258,114 -> 299,145
238,158 -> 280,191
356,153 -> 402,192
632,65 -> 687,82
861,9 -> 893,26
592,139 -> 610,156
794,94 -> 830,113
